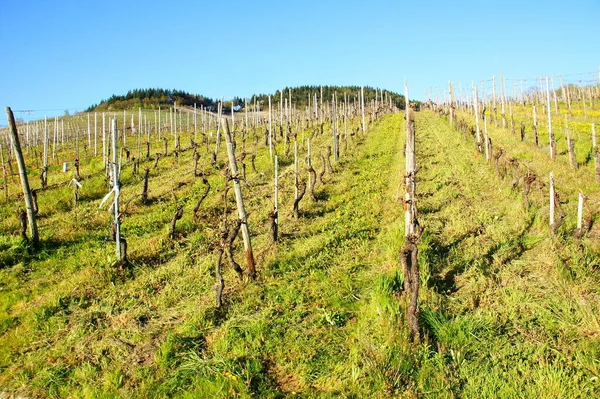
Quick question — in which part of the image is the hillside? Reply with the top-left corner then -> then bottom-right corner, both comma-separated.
85,86 -> 406,113
1,95 -> 599,397
85,88 -> 217,112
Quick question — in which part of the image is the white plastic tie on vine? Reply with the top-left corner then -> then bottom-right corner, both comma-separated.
99,187 -> 116,209
68,178 -> 82,188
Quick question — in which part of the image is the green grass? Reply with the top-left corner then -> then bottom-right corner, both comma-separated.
1,107 -> 600,398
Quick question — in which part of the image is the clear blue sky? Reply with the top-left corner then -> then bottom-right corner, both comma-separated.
1,0 -> 598,123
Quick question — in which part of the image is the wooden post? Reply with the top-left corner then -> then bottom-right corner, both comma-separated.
448,81 -> 454,127
272,155 -> 279,242
401,82 -> 421,343
158,106 -> 162,140
6,107 -> 39,245
222,118 -> 256,278
1,144 -> 7,202
52,118 -> 57,160
492,76 -> 497,123
532,105 -> 539,146
320,86 -> 323,125
87,113 -> 91,150
288,88 -> 292,126
111,119 -> 122,261
174,103 -> 180,151
214,101 -> 222,161
344,92 -> 348,151
566,83 -> 572,113
361,86 -> 366,134
404,81 -> 416,235
483,111 -> 490,162
565,117 -> 577,169
546,77 -> 555,160
268,95 -> 273,160
577,192 -> 584,231
43,116 -> 48,187
500,73 -> 506,128
473,84 -> 482,152
307,137 -> 313,192
194,103 -> 197,140
294,140 -> 299,202
94,112 -> 98,156
551,76 -> 559,114
332,94 -> 339,161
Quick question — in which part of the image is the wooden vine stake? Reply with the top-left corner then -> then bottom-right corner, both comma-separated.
546,77 -> 555,160
548,172 -> 566,235
268,96 -> 273,160
6,107 -> 39,245
222,117 -> 256,278
1,144 -> 8,203
270,156 -> 279,242
483,109 -> 490,162
361,86 -> 366,134
42,116 -> 48,188
111,119 -> 122,262
473,84 -> 482,152
565,117 -> 578,169
332,94 -> 339,162
400,81 -> 421,343
532,105 -> 539,146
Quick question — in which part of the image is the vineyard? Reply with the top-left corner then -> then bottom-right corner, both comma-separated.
1,79 -> 600,398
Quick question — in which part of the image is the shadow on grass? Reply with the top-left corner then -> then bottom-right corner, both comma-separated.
0,236 -> 87,269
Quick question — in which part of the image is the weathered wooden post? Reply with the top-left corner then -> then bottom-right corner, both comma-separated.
483,109 -> 490,162
6,107 -> 39,245
404,82 -> 416,235
294,140 -> 299,204
361,86 -> 366,134
271,156 -> 279,242
500,73 -> 507,128
546,77 -> 555,160
1,144 -> 7,202
448,81 -> 455,127
532,105 -> 539,146
102,112 -> 107,172
111,119 -> 122,261
473,84 -> 482,152
332,94 -> 339,162
400,82 -> 421,342
565,118 -> 577,169
268,95 -> 273,160
42,116 -> 48,188
307,137 -> 316,200
222,117 -> 256,278
94,112 -> 98,156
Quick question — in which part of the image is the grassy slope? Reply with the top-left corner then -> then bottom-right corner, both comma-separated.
1,110 -> 599,398
0,113 -> 411,397
415,111 -> 600,398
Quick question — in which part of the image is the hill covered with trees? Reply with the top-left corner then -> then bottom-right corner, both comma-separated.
86,86 -> 407,113
85,88 -> 216,112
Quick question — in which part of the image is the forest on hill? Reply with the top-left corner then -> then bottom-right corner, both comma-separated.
85,86 -> 406,113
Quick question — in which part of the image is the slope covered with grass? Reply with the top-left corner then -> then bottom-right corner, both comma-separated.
1,110 -> 599,398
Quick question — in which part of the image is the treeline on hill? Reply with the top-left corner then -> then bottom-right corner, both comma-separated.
86,88 -> 217,112
249,85 -> 407,110
86,86 -> 408,113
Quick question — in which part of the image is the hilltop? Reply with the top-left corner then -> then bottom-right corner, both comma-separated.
85,86 -> 407,113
